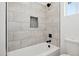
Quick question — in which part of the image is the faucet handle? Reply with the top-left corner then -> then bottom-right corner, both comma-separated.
48,34 -> 52,38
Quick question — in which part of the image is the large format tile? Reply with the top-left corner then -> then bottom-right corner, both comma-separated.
8,32 -> 14,41
8,40 -> 21,51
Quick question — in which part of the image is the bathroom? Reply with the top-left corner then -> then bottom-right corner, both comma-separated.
0,2 -> 79,56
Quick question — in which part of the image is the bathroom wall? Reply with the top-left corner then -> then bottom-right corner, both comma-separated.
60,2 -> 79,54
60,2 -> 66,54
8,2 -> 47,51
45,2 -> 60,47
61,14 -> 79,54
0,2 -> 6,56
8,2 -> 60,52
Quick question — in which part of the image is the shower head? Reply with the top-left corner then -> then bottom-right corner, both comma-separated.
47,3 -> 51,7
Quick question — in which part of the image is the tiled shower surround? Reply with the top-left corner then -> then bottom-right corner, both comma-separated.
8,2 -> 59,51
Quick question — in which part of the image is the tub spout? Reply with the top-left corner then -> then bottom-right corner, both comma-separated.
46,40 -> 51,43
48,45 -> 51,48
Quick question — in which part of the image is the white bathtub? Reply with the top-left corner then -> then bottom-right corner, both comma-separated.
7,42 -> 60,56
65,38 -> 79,56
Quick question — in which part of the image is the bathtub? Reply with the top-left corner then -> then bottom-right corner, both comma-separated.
64,38 -> 79,56
7,42 -> 60,56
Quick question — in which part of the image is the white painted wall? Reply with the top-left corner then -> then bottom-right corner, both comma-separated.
63,14 -> 79,39
60,2 -> 65,54
60,2 -> 79,54
0,2 -> 6,56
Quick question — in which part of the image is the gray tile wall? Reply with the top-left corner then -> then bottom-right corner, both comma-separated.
8,2 -> 60,52
45,2 -> 60,47
8,2 -> 47,52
